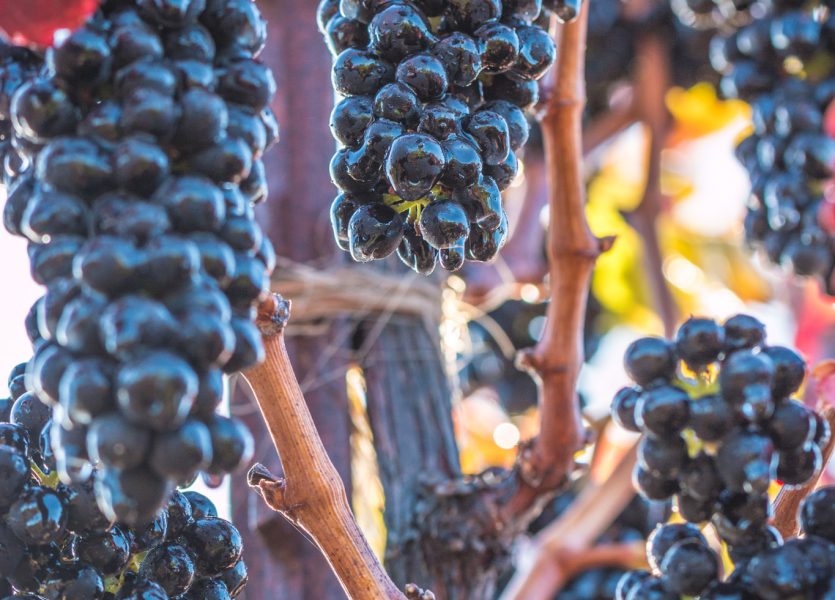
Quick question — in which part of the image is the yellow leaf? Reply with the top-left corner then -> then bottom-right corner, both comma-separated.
666,83 -> 751,138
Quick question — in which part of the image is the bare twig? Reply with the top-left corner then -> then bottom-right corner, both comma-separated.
582,90 -> 637,156
771,406 -> 835,539
461,77 -> 634,309
624,31 -> 677,336
502,2 -> 613,523
243,294 -> 408,600
500,443 -> 639,600
507,541 -> 645,600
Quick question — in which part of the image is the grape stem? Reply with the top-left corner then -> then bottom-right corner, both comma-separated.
244,293 -> 412,600
504,1 -> 614,522
771,405 -> 835,539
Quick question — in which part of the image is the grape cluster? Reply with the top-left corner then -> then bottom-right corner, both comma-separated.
318,0 -> 561,274
0,364 -> 248,599
612,315 -> 829,557
707,0 -> 835,287
1,0 -> 278,525
617,487 -> 835,599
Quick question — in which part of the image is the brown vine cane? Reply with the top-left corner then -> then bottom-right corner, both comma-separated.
243,294 -> 426,600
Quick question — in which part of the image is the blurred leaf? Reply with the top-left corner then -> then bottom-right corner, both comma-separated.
666,83 -> 750,139
347,367 -> 387,561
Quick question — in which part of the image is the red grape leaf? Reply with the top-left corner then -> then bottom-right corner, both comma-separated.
812,360 -> 835,409
0,0 -> 98,47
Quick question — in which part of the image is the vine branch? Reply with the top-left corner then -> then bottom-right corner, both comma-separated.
625,30 -> 677,336
501,443 -> 639,599
243,294 -> 410,600
503,2 -> 613,522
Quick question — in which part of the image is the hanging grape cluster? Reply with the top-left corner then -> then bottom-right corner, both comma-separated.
0,362 -> 248,599
612,315 -> 829,560
704,0 -> 835,288
616,488 -> 835,599
1,0 -> 278,526
318,0 -> 567,274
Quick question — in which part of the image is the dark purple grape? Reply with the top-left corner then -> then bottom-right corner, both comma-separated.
432,33 -> 482,86
183,491 -> 217,520
0,521 -> 25,578
397,222 -> 438,275
121,89 -> 179,139
218,560 -> 247,598
329,96 -> 374,149
165,490 -> 194,538
624,337 -> 676,386
675,318 -> 725,369
20,188 -> 89,243
73,235 -> 139,294
776,442 -> 821,486
476,22 -> 519,74
222,318 -> 264,373
723,314 -> 766,351
40,562 -> 105,600
49,27 -> 112,83
395,53 -> 448,101
659,540 -> 719,596
137,0 -> 206,28
217,59 -> 275,111
165,23 -> 216,61
385,133 -> 445,201
225,105 -> 267,159
94,465 -> 171,527
35,137 -> 111,198
719,350 -> 774,405
149,419 -> 212,484
481,73 -> 539,109
418,99 -> 467,140
635,385 -> 690,438
181,517 -> 243,577
368,3 -> 435,61
6,485 -> 67,546
115,352 -> 198,432
188,137 -> 253,184
205,414 -> 253,475
439,135 -> 482,189
92,193 -> 171,241
447,0 -> 502,32
800,486 -> 835,543
184,577 -> 232,599
332,49 -> 394,96
419,200 -> 470,249
10,392 -> 51,442
99,296 -> 177,358
200,0 -> 267,54
114,577 -> 168,600
139,543 -> 196,596
11,79 -> 79,143
373,83 -> 420,126
611,387 -> 641,432
74,525 -> 132,575
325,14 -> 370,56
87,412 -> 151,470
175,89 -> 229,151
115,60 -> 178,99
